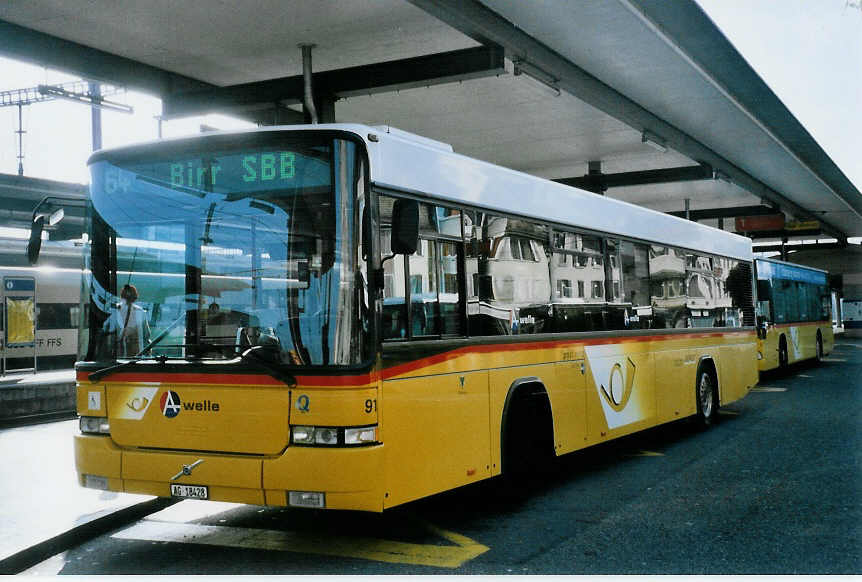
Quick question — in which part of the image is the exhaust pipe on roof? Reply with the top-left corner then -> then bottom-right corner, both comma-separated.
299,44 -> 318,124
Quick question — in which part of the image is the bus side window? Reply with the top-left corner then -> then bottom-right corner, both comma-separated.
550,230 -> 606,332
438,240 -> 462,335
410,238 -> 440,337
380,224 -> 408,340
648,245 -> 683,328
380,196 -> 465,340
621,241 -> 651,328
756,279 -> 773,324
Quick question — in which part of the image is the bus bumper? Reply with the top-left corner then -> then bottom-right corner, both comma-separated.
74,435 -> 385,512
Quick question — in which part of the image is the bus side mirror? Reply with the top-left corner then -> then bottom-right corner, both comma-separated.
27,215 -> 45,265
48,207 -> 65,226
756,317 -> 768,339
391,198 -> 419,255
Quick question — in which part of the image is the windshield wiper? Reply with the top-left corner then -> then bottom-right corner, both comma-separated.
88,309 -> 192,382
239,346 -> 297,387
87,340 -> 240,383
87,352 -> 174,383
87,357 -> 148,383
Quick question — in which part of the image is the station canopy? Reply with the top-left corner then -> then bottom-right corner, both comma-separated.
0,0 -> 859,243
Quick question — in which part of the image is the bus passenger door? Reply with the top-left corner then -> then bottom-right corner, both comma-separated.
550,355 -> 587,455
382,368 -> 492,508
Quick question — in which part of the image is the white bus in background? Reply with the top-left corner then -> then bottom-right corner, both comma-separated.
842,298 -> 862,335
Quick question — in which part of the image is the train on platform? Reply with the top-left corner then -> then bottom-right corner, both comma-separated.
0,237 -> 81,374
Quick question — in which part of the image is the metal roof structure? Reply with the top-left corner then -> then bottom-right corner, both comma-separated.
0,0 -> 859,242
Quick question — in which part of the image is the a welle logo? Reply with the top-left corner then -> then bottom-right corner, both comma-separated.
160,390 -> 220,418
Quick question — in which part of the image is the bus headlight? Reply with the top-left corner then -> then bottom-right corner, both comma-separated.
314,427 -> 339,445
291,425 -> 378,446
80,416 -> 110,435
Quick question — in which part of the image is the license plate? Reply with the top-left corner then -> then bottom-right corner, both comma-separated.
170,484 -> 208,499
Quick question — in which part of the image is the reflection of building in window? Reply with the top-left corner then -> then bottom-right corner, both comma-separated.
557,279 -> 572,298
409,275 -> 423,294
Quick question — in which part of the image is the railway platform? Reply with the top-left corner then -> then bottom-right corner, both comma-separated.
0,418 -> 158,573
0,369 -> 76,425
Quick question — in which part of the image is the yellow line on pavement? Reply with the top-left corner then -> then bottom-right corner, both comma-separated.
113,519 -> 488,569
624,450 -> 664,457
751,387 -> 787,392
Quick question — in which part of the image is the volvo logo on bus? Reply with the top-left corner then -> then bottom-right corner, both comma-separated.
160,390 -> 182,418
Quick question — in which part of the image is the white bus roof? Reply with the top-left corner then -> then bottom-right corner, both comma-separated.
755,256 -> 828,274
352,124 -> 750,261
93,123 -> 754,261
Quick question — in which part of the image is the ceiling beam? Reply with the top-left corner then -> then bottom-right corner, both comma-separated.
0,24 -> 278,125
666,204 -> 778,221
407,0 -> 847,241
162,46 -> 505,119
555,163 -> 712,192
0,19 -> 210,96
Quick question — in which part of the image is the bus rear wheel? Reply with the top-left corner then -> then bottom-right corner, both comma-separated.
778,336 -> 789,370
694,366 -> 718,427
816,332 -> 824,363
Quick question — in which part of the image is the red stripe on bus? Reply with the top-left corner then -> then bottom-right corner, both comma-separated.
76,370 -> 375,387
77,330 -> 754,386
379,330 -> 755,380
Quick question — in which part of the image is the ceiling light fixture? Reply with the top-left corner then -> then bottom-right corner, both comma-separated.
641,130 -> 667,153
512,58 -> 561,98
713,169 -> 733,183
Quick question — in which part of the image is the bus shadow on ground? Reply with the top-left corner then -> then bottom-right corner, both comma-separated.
182,411 -> 745,540
406,409 -> 745,523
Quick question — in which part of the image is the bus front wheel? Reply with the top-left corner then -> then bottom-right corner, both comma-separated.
501,384 -> 555,484
816,332 -> 824,363
778,336 -> 789,370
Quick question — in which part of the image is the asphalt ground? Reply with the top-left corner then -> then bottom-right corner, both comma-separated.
20,339 -> 862,575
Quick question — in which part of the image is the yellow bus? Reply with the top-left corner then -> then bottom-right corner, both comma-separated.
754,257 -> 834,371
72,125 -> 759,512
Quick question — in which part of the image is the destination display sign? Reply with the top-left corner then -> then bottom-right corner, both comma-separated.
94,146 -> 332,198
167,151 -> 298,190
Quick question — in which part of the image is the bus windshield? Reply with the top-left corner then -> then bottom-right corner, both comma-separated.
80,133 -> 369,367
